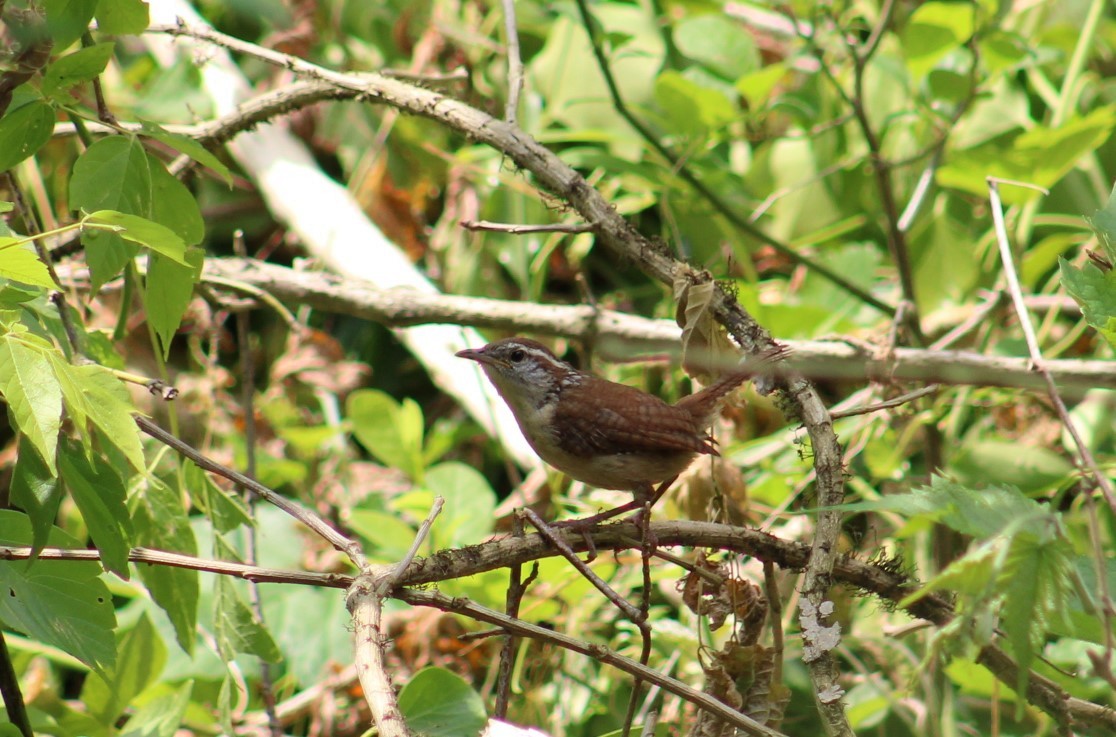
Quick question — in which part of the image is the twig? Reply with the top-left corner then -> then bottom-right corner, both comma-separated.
136,416 -> 368,569
460,220 -> 596,234
232,242 -> 281,737
829,385 -> 939,419
499,0 -> 524,126
521,509 -> 644,623
495,516 -> 536,719
763,561 -> 785,686
346,498 -> 444,737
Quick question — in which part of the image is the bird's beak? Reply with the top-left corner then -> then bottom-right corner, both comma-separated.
456,347 -> 496,367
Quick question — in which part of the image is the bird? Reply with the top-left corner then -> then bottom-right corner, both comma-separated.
457,336 -> 782,517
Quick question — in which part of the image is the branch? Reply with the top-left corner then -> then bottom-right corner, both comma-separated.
137,417 -> 368,570
4,521 -> 1114,732
188,257 -> 1115,391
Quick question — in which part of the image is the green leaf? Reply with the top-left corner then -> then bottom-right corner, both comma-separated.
148,154 -> 205,245
71,136 -> 152,288
213,576 -> 281,662
0,509 -> 116,675
85,230 -> 138,292
837,477 -> 1055,539
939,108 -> 1116,202
951,440 -> 1076,495
183,461 -> 252,534
1000,530 -> 1074,697
119,680 -> 193,737
10,438 -> 62,554
146,247 -> 203,359
398,667 -> 487,737
84,211 -> 188,265
95,0 -> 149,35
70,136 -> 152,217
44,0 -> 99,48
131,476 -> 198,655
347,389 -> 425,481
0,332 -> 62,470
0,239 -> 55,288
1085,181 -> 1116,265
674,14 -> 758,81
58,438 -> 133,577
140,119 -> 232,184
903,1 -> 975,77
1059,259 -> 1116,349
69,363 -> 144,471
0,101 -> 56,172
42,42 -> 115,100
81,612 -> 166,726
654,70 -> 737,136
423,462 -> 496,546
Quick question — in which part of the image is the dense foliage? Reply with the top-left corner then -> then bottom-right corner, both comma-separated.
0,1 -> 1114,736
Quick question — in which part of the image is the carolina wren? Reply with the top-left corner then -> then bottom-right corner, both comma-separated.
457,337 -> 778,504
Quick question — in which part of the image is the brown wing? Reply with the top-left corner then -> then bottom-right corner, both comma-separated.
553,378 -> 715,457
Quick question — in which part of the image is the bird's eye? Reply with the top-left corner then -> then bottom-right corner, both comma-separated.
509,349 -> 526,363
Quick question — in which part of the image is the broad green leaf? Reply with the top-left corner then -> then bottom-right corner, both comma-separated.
95,0 -> 149,35
213,575 -> 281,662
84,211 -> 188,265
10,438 -> 62,554
0,509 -> 116,675
0,241 -> 56,288
70,363 -> 144,470
0,332 -> 62,470
347,509 -> 423,561
183,461 -> 252,534
46,352 -> 89,430
837,477 -> 1055,539
1059,259 -> 1116,349
148,154 -> 205,245
979,30 -> 1032,76
398,667 -> 487,737
952,441 -> 1076,495
903,1 -> 975,76
1001,534 -> 1068,697
1085,181 -> 1116,264
70,136 -> 152,217
146,247 -> 203,359
530,10 -> 663,141
58,438 -> 132,577
348,389 -> 425,481
674,14 -> 758,81
654,70 -> 737,137
42,42 -> 115,99
140,119 -> 232,184
939,108 -> 1116,202
71,136 -> 151,288
423,462 -> 496,546
81,613 -> 166,726
131,476 -> 198,655
119,680 -> 193,737
44,0 -> 99,48
0,101 -> 56,172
